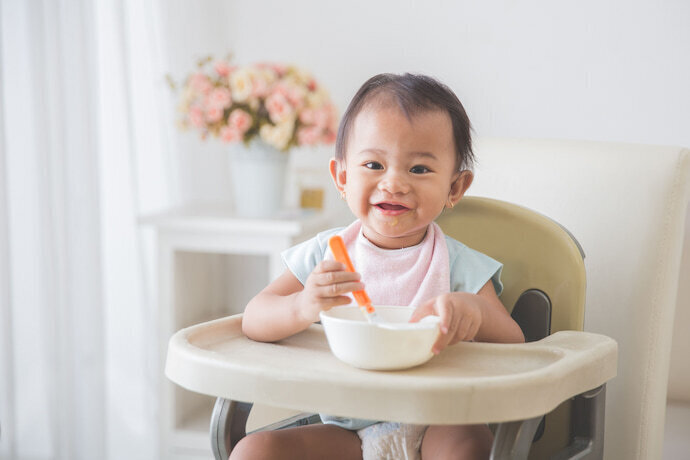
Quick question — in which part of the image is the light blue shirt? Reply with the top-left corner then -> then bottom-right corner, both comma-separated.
282,227 -> 503,297
281,226 -> 504,430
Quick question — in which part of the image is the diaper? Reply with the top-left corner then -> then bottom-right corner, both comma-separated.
357,422 -> 428,460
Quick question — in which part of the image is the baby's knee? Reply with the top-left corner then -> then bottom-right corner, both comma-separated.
422,424 -> 492,460
228,431 -> 280,460
453,435 -> 491,460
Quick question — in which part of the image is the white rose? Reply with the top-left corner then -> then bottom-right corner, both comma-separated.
290,67 -> 313,86
259,117 -> 295,151
306,88 -> 328,109
230,67 -> 255,103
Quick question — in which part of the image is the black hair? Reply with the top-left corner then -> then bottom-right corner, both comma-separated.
335,73 -> 474,170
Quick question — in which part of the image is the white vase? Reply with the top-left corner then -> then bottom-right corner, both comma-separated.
229,140 -> 289,218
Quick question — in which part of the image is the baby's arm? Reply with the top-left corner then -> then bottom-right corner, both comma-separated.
242,260 -> 364,342
410,281 -> 524,353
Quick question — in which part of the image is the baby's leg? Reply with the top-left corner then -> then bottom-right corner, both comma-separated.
229,423 -> 362,460
420,424 -> 493,460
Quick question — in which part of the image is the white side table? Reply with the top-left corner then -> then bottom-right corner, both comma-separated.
140,205 -> 333,459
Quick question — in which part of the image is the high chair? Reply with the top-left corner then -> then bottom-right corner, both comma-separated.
165,196 -> 618,460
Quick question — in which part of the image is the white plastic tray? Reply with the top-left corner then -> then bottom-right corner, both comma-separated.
165,314 -> 617,424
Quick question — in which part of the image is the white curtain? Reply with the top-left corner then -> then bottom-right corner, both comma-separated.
0,0 -> 172,459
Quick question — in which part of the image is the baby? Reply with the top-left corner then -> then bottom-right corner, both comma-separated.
234,73 -> 525,460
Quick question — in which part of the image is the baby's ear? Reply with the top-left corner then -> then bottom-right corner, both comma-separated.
329,158 -> 347,192
448,170 -> 473,207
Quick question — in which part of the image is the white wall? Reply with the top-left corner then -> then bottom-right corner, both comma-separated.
160,0 -> 690,395
222,0 -> 690,146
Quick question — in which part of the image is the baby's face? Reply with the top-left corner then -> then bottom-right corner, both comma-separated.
331,105 -> 470,249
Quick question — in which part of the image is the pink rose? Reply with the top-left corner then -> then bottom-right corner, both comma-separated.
251,76 -> 270,98
313,107 -> 333,129
214,61 -> 231,77
271,82 -> 289,99
271,82 -> 303,109
228,109 -> 252,134
265,91 -> 294,123
271,64 -> 287,76
219,126 -> 242,143
297,126 -> 320,146
189,73 -> 212,94
188,106 -> 205,128
205,105 -> 224,123
209,87 -> 232,109
299,108 -> 315,125
285,87 -> 305,110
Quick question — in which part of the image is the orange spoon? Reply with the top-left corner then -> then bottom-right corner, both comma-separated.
328,235 -> 378,322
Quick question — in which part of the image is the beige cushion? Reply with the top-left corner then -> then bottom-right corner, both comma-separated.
467,138 -> 690,460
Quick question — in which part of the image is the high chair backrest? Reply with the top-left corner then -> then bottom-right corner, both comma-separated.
464,138 -> 690,460
437,196 -> 586,333
437,196 -> 586,458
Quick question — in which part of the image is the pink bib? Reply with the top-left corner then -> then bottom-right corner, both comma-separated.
329,221 -> 450,307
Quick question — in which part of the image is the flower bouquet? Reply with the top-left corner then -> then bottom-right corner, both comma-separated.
173,57 -> 338,152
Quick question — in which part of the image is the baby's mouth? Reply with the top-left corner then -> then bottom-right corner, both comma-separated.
374,202 -> 410,215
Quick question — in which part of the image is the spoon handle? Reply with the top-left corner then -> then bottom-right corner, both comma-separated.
328,236 -> 376,315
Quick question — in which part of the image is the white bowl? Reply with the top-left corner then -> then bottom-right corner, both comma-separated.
319,305 -> 441,370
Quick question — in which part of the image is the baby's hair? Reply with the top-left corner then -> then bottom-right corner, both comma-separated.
335,73 -> 474,171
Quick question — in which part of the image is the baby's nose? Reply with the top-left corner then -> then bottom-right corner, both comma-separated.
378,170 -> 410,194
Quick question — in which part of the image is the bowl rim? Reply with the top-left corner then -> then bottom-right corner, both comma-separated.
319,305 -> 440,330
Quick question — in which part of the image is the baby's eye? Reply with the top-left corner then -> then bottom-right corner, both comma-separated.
365,162 -> 384,170
410,165 -> 430,174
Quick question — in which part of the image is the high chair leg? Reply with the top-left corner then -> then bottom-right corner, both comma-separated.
552,384 -> 607,460
210,397 -> 322,459
210,398 -> 252,460
490,415 -> 543,460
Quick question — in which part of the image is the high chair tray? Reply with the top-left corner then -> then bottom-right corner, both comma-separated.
165,314 -> 617,424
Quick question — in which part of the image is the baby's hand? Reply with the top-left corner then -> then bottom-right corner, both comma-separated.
409,292 -> 483,354
295,260 -> 364,323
